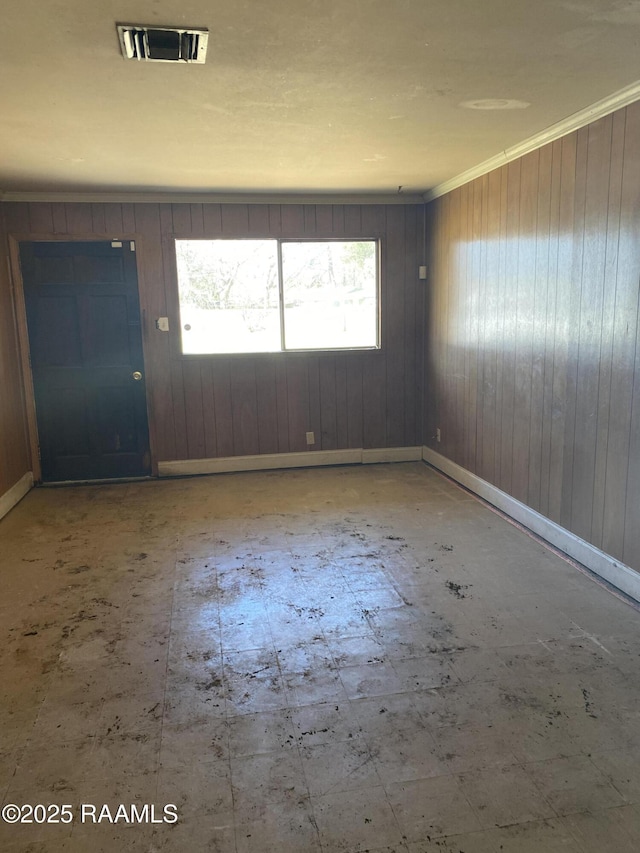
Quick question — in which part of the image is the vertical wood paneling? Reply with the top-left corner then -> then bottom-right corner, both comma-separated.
201,361 -> 218,458
559,127 -> 589,531
91,204 -> 107,234
183,360 -> 206,459
476,174 -> 489,480
467,178 -> 482,472
255,357 -> 279,454
169,361 -> 189,460
331,206 -> 345,235
346,354 -> 364,448
171,204 -> 191,237
171,204 -> 192,234
274,359 -> 290,453
385,206 -> 405,446
570,118 -> 612,541
307,355 -> 321,447
426,100 -> 640,575
547,135 -> 576,523
602,107 -> 637,560
62,203 -> 92,234
303,205 -> 316,234
248,204 -> 269,234
280,205 -> 304,235
363,357 -> 386,448
414,205 -> 426,447
222,204 -> 250,236
230,359 -> 259,456
190,205 -> 205,236
2,200 -> 422,495
428,199 -> 445,449
5,203 -> 29,233
0,209 -> 31,493
591,111 -> 625,550
267,205 -> 282,235
528,144 -> 552,511
213,358 -> 234,457
121,204 -> 136,233
511,151 -> 538,504
623,293 -> 640,568
141,204 -> 176,467
334,356 -> 349,448
28,203 -> 53,234
481,170 -> 500,483
203,204 -> 223,234
493,166 -> 508,488
453,186 -> 466,465
539,140 -> 563,518
444,191 -> 459,459
619,101 -> 640,569
362,205 -> 386,236
403,205 -> 418,446
319,356 -> 338,449
285,359 -> 309,452
51,203 -> 68,233
104,204 -> 124,235
344,206 -> 361,235
314,205 -> 333,234
498,161 -> 521,495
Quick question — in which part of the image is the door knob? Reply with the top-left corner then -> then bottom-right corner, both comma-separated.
132,371 -> 143,381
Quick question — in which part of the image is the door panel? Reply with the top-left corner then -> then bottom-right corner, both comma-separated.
87,296 -> 131,364
31,296 -> 83,366
21,241 -> 151,482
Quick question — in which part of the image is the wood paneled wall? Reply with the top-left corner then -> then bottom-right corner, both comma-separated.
426,101 -> 640,572
0,210 -> 31,494
3,202 -> 425,468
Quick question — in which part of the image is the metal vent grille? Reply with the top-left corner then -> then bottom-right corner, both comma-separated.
117,25 -> 208,63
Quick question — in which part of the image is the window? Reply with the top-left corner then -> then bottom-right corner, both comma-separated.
175,238 -> 379,354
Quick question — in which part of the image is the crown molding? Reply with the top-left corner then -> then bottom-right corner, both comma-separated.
424,78 -> 640,202
0,190 -> 424,206
5,80 -> 640,207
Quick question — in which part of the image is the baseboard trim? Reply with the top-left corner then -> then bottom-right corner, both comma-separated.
158,447 -> 422,477
0,472 -> 34,521
422,447 -> 640,603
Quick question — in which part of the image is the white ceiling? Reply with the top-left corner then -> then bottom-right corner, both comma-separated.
2,0 -> 640,198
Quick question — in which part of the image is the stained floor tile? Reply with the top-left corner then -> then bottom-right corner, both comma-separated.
1,461 -> 640,851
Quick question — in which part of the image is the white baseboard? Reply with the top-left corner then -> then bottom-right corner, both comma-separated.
423,446 -> 640,603
158,446 -> 422,477
0,472 -> 33,521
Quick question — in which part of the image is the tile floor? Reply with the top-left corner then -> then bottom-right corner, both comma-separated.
1,462 -> 640,852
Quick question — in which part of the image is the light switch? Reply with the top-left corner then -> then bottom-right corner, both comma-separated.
156,317 -> 170,332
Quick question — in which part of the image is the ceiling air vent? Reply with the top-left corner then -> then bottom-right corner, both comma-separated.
117,24 -> 208,63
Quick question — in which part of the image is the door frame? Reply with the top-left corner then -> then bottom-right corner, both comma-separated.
8,233 -> 157,482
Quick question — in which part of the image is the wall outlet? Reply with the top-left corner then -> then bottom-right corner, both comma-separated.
306,431 -> 315,445
419,265 -> 427,280
436,427 -> 441,443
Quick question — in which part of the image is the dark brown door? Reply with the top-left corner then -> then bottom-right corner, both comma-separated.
21,241 -> 151,482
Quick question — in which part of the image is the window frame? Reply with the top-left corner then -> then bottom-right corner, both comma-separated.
173,236 -> 382,357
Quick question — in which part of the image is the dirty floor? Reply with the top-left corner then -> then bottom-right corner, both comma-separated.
1,462 -> 640,852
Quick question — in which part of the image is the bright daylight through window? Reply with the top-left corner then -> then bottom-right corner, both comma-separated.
175,239 -> 379,354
